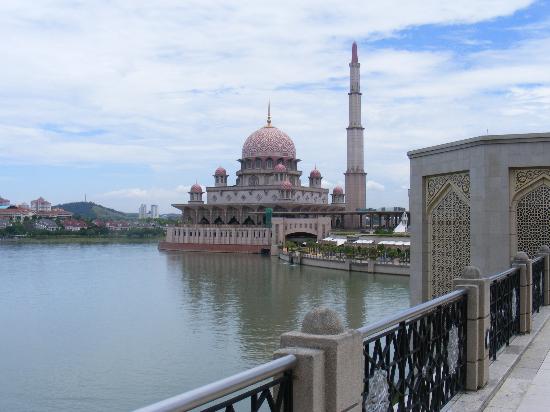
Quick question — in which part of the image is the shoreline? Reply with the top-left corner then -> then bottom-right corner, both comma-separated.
0,236 -> 163,244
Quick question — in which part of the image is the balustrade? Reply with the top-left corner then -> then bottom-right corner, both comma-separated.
359,290 -> 467,411
487,268 -> 521,361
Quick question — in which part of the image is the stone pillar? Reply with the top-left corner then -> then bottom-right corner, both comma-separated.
453,266 -> 490,390
277,307 -> 363,412
513,251 -> 532,333
537,245 -> 550,306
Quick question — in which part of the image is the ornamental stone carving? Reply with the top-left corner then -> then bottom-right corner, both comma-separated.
447,325 -> 459,375
242,126 -> 296,159
426,172 -> 471,298
515,182 -> 550,258
426,172 -> 470,206
513,168 -> 550,192
364,368 -> 390,412
512,289 -> 517,320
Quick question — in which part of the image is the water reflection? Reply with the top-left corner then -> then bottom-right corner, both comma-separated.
165,251 -> 410,363
0,244 -> 409,412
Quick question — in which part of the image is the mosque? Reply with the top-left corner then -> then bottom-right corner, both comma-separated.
172,42 -> 366,229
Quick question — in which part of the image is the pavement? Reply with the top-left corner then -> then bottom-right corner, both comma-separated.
483,310 -> 550,412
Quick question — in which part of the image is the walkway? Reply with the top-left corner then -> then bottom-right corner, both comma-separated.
484,311 -> 550,411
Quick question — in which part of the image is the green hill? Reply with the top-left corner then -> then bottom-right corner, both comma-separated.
55,202 -> 131,220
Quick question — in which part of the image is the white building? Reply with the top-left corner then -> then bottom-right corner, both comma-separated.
31,197 -> 51,212
139,204 -> 147,220
150,205 -> 159,219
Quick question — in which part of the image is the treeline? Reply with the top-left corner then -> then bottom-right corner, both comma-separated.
0,222 -> 164,239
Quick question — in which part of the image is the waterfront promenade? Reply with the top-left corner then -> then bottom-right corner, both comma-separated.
484,308 -> 550,411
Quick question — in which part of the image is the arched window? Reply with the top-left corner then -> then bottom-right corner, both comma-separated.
255,158 -> 262,169
249,175 -> 259,186
246,159 -> 252,169
266,158 -> 273,168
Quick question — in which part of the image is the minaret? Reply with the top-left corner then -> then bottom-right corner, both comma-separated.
344,41 -> 367,227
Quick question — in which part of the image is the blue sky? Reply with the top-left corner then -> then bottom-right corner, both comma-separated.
1,0 -> 550,213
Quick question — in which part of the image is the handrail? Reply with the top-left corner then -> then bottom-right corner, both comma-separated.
133,354 -> 297,412
532,255 -> 544,264
357,289 -> 467,338
486,267 -> 519,283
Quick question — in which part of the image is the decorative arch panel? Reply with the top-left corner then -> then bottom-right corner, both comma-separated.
510,168 -> 550,258
426,172 -> 471,299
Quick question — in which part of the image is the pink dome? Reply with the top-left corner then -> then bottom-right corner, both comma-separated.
333,186 -> 344,195
274,163 -> 287,172
242,126 -> 296,159
280,180 -> 293,190
190,183 -> 203,193
214,166 -> 226,176
310,168 -> 321,178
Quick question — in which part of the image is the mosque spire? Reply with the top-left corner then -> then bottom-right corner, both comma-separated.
352,41 -> 358,64
266,100 -> 272,127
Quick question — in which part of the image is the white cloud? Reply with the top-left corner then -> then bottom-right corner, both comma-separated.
366,181 -> 385,191
0,0 -> 547,210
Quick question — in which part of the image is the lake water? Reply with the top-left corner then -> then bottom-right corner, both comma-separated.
0,242 -> 410,411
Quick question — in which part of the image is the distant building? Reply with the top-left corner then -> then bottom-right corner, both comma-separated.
31,197 -> 52,212
18,202 -> 30,209
150,204 -> 159,219
378,207 -> 406,212
105,221 -> 130,231
62,219 -> 88,232
0,207 -> 34,222
37,208 -> 73,219
34,219 -> 59,232
139,204 -> 147,219
0,196 -> 10,207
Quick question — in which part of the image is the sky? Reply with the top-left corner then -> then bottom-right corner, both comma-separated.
1,0 -> 550,213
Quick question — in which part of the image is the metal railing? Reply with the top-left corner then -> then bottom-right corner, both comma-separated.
488,267 -> 520,361
532,256 -> 545,314
134,355 -> 296,412
358,289 -> 467,412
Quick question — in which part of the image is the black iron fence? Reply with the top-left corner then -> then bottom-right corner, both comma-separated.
488,268 -> 520,361
359,289 -> 467,412
532,256 -> 545,314
200,372 -> 292,412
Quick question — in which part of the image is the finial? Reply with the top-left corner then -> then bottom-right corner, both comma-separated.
266,100 -> 272,127
352,41 -> 358,63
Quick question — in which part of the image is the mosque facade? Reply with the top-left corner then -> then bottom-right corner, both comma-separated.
172,42 -> 365,229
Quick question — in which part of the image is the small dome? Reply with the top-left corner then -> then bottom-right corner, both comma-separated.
333,186 -> 344,195
280,180 -> 293,190
214,167 -> 226,176
190,183 -> 203,193
274,163 -> 287,172
310,168 -> 321,178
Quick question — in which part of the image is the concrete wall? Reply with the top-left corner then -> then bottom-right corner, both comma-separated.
408,133 -> 550,304
298,256 -> 410,276
159,241 -> 266,254
166,225 -> 271,246
301,257 -> 350,271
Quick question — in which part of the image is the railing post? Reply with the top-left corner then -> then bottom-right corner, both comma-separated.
512,252 -> 532,333
453,266 -> 490,390
537,245 -> 550,306
276,307 -> 363,412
